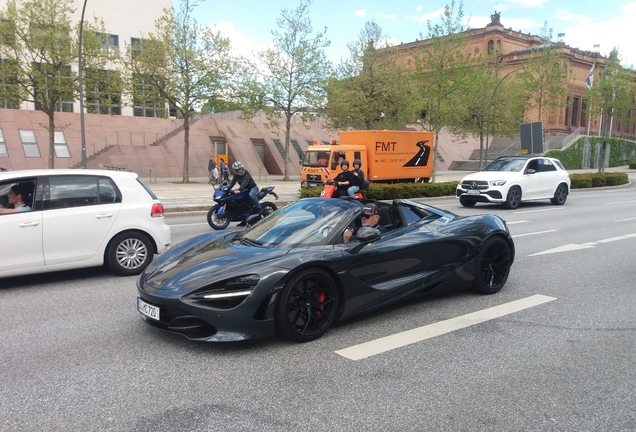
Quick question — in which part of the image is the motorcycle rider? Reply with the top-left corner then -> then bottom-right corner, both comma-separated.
331,159 -> 359,198
229,161 -> 261,213
348,159 -> 365,198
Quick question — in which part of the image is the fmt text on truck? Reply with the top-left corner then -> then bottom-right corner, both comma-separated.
300,130 -> 435,188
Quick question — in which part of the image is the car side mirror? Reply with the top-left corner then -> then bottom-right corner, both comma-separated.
525,168 -> 536,174
346,227 -> 381,254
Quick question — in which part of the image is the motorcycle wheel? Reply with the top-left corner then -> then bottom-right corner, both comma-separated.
261,202 -> 277,217
207,204 -> 232,230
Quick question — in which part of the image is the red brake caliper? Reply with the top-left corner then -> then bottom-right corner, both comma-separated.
315,290 -> 326,320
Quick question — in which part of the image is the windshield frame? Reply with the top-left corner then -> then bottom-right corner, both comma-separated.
482,157 -> 527,172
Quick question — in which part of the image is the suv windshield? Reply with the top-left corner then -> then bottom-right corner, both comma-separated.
482,158 -> 526,172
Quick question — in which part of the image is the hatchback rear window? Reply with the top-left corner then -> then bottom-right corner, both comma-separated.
136,178 -> 158,199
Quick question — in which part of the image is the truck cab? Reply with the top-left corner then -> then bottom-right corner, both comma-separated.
300,142 -> 367,188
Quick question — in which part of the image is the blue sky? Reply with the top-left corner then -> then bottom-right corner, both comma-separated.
180,0 -> 636,67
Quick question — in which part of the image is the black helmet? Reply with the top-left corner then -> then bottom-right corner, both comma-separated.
340,159 -> 349,168
353,159 -> 362,167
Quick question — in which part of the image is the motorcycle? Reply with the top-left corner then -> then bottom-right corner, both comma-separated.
207,184 -> 279,230
319,178 -> 368,199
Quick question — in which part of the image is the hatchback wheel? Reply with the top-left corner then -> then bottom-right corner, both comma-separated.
550,184 -> 568,205
503,186 -> 521,209
275,268 -> 340,342
471,236 -> 512,294
105,232 -> 153,276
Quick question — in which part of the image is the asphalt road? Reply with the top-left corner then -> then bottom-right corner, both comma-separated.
2,180 -> 636,432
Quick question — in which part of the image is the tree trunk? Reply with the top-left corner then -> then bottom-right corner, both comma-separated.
283,114 -> 291,181
48,111 -> 55,169
478,131 -> 484,170
182,113 -> 190,183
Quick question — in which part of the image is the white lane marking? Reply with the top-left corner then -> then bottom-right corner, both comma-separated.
512,208 -> 565,214
595,232 -> 636,243
335,295 -> 557,361
615,217 -> 636,222
605,200 -> 636,205
506,220 -> 529,225
512,229 -> 557,238
529,232 -> 636,256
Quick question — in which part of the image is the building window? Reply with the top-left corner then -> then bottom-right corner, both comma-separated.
54,131 -> 70,158
98,33 -> 119,58
132,74 -> 165,117
571,97 -> 579,127
0,129 -> 8,157
581,99 -> 588,127
565,96 -> 571,126
85,69 -> 122,115
33,64 -> 74,112
19,129 -> 40,158
488,40 -> 494,53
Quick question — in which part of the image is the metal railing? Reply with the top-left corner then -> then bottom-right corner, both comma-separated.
68,131 -> 160,168
560,127 -> 582,150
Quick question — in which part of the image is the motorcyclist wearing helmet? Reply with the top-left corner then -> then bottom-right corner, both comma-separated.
348,159 -> 365,198
229,161 -> 261,212
330,159 -> 359,198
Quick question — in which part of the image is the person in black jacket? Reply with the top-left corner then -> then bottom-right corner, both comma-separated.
331,159 -> 359,198
342,203 -> 388,243
229,161 -> 261,212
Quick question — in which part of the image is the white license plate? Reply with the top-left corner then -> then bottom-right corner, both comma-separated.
137,298 -> 160,321
466,190 -> 480,195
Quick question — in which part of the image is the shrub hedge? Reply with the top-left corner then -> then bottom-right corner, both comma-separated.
300,173 -> 628,200
545,137 -> 636,170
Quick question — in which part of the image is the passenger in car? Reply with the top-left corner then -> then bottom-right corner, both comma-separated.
0,185 -> 32,214
343,203 -> 389,243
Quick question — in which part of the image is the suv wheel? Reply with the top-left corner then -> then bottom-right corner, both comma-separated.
459,197 -> 476,207
503,186 -> 521,209
550,184 -> 568,205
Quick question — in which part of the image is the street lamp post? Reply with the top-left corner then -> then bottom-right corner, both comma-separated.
484,66 -> 524,167
78,0 -> 88,169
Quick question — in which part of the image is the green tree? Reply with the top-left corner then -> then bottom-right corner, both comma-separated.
410,0 -> 472,182
325,21 -> 418,130
244,0 -> 332,181
0,0 -> 110,168
121,0 -> 232,183
454,58 -> 526,169
519,22 -> 571,124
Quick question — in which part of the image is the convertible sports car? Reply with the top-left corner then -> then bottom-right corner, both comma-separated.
137,198 -> 515,343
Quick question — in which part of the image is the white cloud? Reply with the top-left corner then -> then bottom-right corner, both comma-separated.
377,12 -> 398,21
355,9 -> 367,18
499,0 -> 545,7
556,10 -> 592,25
416,6 -> 424,13
210,21 -> 271,60
409,8 -> 446,22
500,17 -> 536,30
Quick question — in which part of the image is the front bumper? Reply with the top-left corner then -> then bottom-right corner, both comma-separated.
456,187 -> 504,203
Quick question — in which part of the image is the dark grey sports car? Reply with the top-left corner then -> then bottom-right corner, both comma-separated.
136,198 -> 515,342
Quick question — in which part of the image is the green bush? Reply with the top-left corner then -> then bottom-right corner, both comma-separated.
569,172 -> 628,189
301,181 -> 459,200
546,137 -> 636,170
629,162 -> 636,169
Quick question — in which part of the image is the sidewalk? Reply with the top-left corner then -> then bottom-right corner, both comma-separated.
146,167 -> 634,208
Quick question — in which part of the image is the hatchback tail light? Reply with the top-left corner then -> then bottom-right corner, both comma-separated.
151,202 -> 165,217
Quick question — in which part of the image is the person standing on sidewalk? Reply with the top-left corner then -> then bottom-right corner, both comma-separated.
219,158 -> 230,182
207,156 -> 217,184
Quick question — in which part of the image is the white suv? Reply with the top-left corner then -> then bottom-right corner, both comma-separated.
456,156 -> 571,209
0,169 -> 171,278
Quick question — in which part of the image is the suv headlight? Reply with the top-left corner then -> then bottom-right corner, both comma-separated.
489,179 -> 507,186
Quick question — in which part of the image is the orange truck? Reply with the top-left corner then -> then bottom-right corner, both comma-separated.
300,130 -> 435,187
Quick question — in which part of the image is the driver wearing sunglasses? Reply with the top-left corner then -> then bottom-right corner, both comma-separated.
343,203 -> 388,243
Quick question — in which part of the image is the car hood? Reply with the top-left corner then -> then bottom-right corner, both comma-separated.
460,171 -> 521,182
139,232 -> 290,293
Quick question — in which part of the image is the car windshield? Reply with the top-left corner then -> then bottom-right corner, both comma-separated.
235,198 -> 356,247
482,158 -> 526,172
302,151 -> 330,167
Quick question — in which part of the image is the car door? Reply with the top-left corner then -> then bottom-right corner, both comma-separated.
336,206 -> 436,317
0,178 -> 43,275
536,158 -> 559,197
42,175 -> 121,265
520,159 -> 542,199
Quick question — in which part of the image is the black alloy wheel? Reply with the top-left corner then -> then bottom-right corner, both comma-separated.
260,202 -> 277,217
551,184 -> 568,205
471,236 -> 512,294
459,196 -> 477,207
503,186 -> 521,209
207,204 -> 231,230
275,268 -> 340,342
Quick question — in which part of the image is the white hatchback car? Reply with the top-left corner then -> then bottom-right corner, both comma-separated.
456,156 -> 571,209
0,169 -> 171,278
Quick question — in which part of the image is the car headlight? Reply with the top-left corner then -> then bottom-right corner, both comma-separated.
489,179 -> 507,186
187,274 -> 260,309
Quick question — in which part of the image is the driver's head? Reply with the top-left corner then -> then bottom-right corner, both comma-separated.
361,203 -> 379,226
340,159 -> 349,171
232,161 -> 244,175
